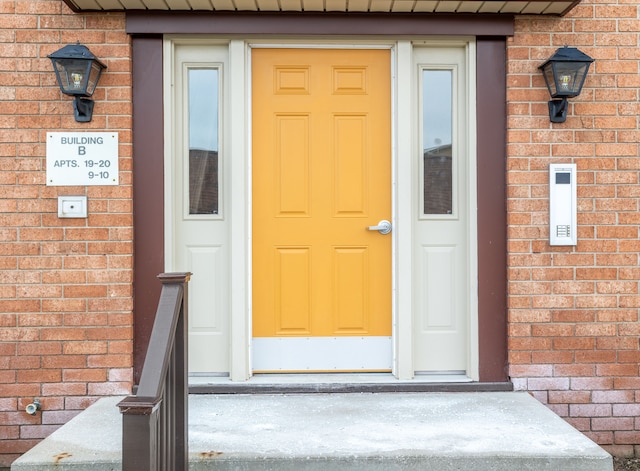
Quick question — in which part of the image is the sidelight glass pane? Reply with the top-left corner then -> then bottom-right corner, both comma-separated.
423,70 -> 453,215
188,68 -> 219,215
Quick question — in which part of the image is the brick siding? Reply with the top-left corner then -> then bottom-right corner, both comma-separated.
0,3 -> 132,467
508,0 -> 640,458
1,0 -> 640,466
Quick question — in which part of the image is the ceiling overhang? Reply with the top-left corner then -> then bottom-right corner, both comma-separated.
63,0 -> 580,16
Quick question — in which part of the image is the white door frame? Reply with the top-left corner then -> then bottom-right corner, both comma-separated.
163,37 -> 478,382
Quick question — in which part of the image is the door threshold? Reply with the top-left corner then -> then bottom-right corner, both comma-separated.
188,373 -> 513,394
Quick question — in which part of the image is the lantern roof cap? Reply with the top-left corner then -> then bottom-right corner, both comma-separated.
539,46 -> 594,69
48,43 -> 107,68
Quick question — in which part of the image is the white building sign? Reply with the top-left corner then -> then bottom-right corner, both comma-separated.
46,132 -> 118,186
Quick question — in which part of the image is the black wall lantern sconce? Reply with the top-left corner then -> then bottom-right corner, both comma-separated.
48,43 -> 107,122
539,46 -> 594,123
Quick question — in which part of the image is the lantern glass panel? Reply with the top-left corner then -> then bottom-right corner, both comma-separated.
86,61 -> 104,96
552,62 -> 589,98
53,59 -> 91,96
542,64 -> 556,96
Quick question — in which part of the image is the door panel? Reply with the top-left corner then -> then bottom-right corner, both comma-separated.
171,44 -> 230,374
413,46 -> 471,374
252,48 -> 391,371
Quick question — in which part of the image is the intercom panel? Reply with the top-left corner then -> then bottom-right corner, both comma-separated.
549,163 -> 577,246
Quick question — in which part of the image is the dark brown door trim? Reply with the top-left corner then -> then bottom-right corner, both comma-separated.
132,36 -> 165,383
477,37 -> 508,382
126,12 -> 513,37
130,16 -> 509,383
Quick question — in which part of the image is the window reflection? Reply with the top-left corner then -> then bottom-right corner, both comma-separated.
423,70 -> 453,215
189,69 -> 219,215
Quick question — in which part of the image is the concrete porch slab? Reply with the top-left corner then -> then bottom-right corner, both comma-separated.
12,392 -> 612,471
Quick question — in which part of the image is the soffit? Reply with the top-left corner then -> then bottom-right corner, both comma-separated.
63,0 -> 580,16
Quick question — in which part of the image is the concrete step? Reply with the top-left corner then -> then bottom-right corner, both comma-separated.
12,392 -> 612,471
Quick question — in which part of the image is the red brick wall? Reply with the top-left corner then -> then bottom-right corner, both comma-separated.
0,2 -> 132,467
2,0 -> 640,466
507,0 -> 640,457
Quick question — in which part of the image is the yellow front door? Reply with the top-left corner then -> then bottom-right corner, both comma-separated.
252,48 -> 391,371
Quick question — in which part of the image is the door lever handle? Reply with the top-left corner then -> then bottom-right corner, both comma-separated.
367,220 -> 392,235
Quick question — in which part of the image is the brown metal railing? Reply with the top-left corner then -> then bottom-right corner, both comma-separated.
117,272 -> 191,471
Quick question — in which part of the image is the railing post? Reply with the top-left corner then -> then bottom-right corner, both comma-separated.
118,272 -> 190,471
118,397 -> 161,470
159,272 -> 189,471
